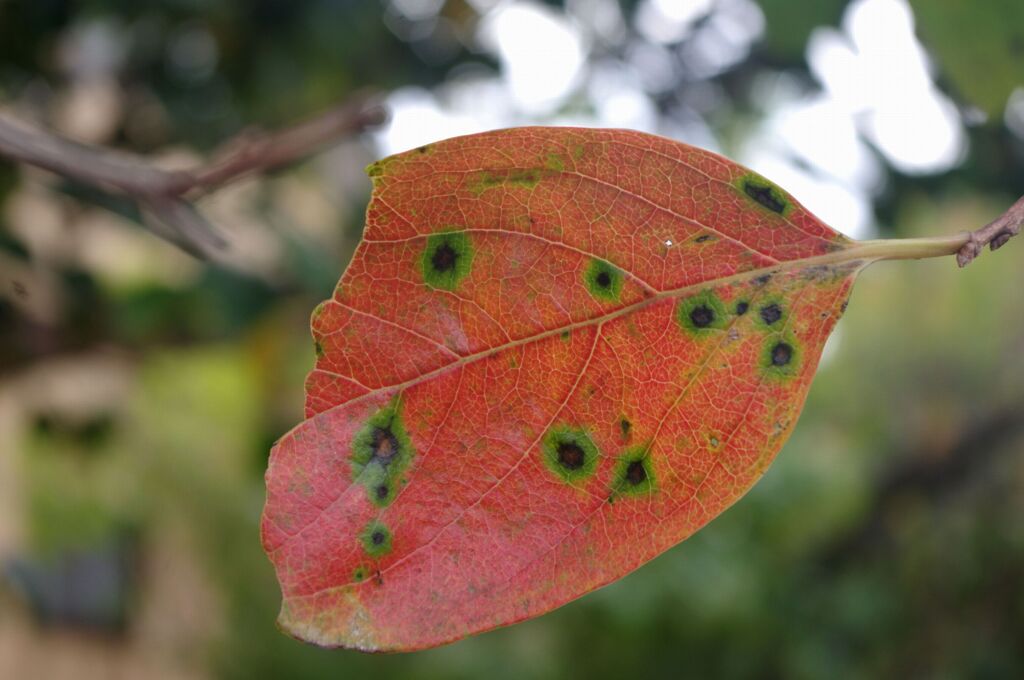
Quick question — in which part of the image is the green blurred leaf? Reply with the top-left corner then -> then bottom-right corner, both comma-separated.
911,0 -> 1024,117
757,0 -> 847,61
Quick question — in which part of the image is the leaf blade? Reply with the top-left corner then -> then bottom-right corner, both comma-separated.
263,127 -> 862,651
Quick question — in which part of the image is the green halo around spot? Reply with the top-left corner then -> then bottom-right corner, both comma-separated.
541,424 -> 600,484
351,398 -> 415,507
359,520 -> 393,558
584,258 -> 624,301
676,289 -> 728,336
736,172 -> 791,216
611,447 -> 657,497
759,330 -> 802,381
421,230 -> 474,291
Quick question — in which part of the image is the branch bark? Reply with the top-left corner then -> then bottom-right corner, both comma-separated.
956,193 -> 1024,267
0,94 -> 387,257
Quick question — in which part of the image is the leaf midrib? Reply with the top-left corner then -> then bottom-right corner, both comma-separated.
308,242 -> 874,419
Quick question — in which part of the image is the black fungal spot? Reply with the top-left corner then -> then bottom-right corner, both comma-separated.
557,441 -> 586,470
743,180 -> 786,214
596,270 -> 612,288
754,274 -> 772,287
840,300 -> 849,313
695,234 -> 713,243
690,304 -> 715,328
370,426 -> 400,464
542,425 -> 599,482
760,303 -> 783,325
431,243 -> 458,272
353,402 -> 414,508
416,145 -> 430,154
735,301 -> 749,315
620,418 -> 632,438
771,342 -> 793,367
625,460 -> 647,486
371,530 -> 386,546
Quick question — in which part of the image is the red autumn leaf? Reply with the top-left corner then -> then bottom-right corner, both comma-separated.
261,127 -> 878,651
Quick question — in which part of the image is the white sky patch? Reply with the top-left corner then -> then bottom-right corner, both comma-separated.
807,0 -> 966,174
680,0 -> 764,78
768,94 -> 882,191
587,63 -> 659,132
566,0 -> 627,45
478,2 -> 587,115
388,0 -> 444,22
375,87 -> 491,156
635,0 -> 714,45
626,41 -> 678,93
1006,88 -> 1024,140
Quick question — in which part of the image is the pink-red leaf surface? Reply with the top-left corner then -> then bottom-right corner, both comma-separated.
261,127 -> 865,651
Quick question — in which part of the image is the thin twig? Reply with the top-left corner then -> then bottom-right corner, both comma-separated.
956,193 -> 1024,267
0,93 -> 387,256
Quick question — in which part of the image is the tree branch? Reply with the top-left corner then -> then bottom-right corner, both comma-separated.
0,93 -> 387,257
956,193 -> 1024,267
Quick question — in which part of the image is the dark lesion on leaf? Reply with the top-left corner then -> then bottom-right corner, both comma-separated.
735,300 -> 749,315
625,460 -> 647,485
611,448 -> 656,496
422,230 -> 473,290
352,399 -> 415,507
370,426 -> 400,464
584,258 -> 623,301
770,342 -> 793,366
619,417 -> 632,440
690,304 -> 715,328
541,425 -> 600,484
742,178 -> 788,214
431,242 -> 458,273
760,333 -> 800,380
694,234 -> 714,243
677,290 -> 727,335
360,520 -> 393,558
759,303 -> 783,326
557,441 -> 586,470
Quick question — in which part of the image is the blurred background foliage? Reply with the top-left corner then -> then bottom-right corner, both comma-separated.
0,1 -> 1022,678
